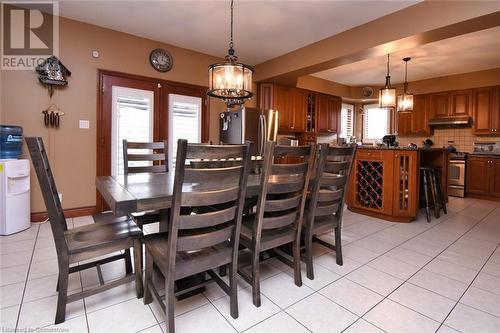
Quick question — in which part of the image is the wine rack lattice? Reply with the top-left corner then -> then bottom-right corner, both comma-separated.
356,160 -> 384,210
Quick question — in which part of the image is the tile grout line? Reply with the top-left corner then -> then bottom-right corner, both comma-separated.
365,205 -> 500,332
14,224 -> 40,331
435,242 -> 500,332
338,203 -> 499,332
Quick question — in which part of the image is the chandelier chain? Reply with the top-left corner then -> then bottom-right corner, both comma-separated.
229,0 -> 234,51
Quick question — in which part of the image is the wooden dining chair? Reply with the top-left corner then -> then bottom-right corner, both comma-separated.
238,142 -> 314,307
123,139 -> 168,228
303,144 -> 356,279
26,137 -> 143,324
143,139 -> 251,333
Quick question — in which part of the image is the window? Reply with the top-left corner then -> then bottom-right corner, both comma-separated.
339,103 -> 354,138
363,104 -> 390,142
111,86 -> 154,176
168,94 -> 202,169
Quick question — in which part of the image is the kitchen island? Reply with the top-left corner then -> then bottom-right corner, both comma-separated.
347,147 -> 448,222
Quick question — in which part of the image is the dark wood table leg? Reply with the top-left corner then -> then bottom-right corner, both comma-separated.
159,209 -> 169,233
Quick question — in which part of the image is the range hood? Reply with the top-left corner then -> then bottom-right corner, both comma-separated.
428,116 -> 471,127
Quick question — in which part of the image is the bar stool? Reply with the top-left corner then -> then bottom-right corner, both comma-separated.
420,167 -> 447,222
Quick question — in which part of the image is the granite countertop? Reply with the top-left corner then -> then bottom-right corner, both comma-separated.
357,146 -> 447,152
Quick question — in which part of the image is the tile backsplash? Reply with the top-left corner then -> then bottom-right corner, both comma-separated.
397,128 -> 499,153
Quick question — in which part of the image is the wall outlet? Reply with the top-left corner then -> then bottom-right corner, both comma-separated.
58,192 -> 62,203
79,120 -> 90,129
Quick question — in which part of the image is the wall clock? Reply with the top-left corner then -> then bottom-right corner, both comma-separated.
149,48 -> 173,72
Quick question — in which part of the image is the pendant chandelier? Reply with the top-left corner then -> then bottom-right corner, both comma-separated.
207,0 -> 254,106
397,57 -> 414,113
378,54 -> 396,109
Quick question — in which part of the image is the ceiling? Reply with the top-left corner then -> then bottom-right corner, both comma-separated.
57,0 -> 419,65
312,26 -> 500,86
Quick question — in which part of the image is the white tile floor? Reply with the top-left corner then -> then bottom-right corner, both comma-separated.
1,197 -> 500,332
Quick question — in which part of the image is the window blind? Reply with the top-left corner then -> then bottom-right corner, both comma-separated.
169,96 -> 201,169
113,94 -> 153,176
340,104 -> 354,138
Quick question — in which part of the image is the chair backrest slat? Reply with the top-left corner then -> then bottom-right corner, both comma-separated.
252,142 -> 314,235
184,165 -> 243,183
264,194 -> 302,212
271,162 -> 308,175
179,206 -> 237,229
123,140 -> 168,175
306,144 -> 356,229
25,137 -> 68,255
177,225 -> 234,252
165,139 -> 251,271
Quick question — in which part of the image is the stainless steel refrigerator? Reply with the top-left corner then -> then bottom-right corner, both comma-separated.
219,106 -> 278,156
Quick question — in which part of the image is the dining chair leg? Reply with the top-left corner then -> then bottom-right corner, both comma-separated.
304,231 -> 314,280
165,277 -> 176,333
133,239 -> 144,298
228,262 -> 239,319
251,250 -> 261,307
143,250 -> 153,305
292,240 -> 302,287
422,169 -> 431,222
334,227 -> 343,266
55,264 -> 69,324
219,264 -> 227,277
124,248 -> 133,274
429,170 -> 440,218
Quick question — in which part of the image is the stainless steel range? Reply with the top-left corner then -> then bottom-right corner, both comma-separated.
448,152 -> 467,197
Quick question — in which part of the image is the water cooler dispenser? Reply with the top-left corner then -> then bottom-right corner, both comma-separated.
0,125 -> 30,235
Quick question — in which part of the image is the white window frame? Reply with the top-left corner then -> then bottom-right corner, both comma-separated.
111,86 -> 154,176
362,104 -> 390,143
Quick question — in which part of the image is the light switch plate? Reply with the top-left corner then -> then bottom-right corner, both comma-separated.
79,120 -> 90,129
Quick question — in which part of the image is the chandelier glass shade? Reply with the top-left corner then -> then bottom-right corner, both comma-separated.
207,0 -> 254,105
397,57 -> 414,113
378,54 -> 396,109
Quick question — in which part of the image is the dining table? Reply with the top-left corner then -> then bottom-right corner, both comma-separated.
96,171 -> 263,227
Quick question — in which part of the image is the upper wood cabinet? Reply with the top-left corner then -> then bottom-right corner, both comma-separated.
275,85 -> 294,131
431,92 -> 450,118
473,86 -> 500,135
258,83 -> 339,134
396,112 -> 412,136
396,94 -> 430,137
316,94 -> 340,133
450,89 -> 472,117
430,89 -> 472,118
292,89 -> 308,132
413,94 -> 431,135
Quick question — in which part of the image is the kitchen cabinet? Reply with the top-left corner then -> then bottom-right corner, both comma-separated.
257,83 -> 307,132
396,112 -> 412,136
258,83 -> 340,134
431,92 -> 450,118
396,94 -> 430,136
473,86 -> 500,135
430,89 -> 472,118
292,89 -> 308,132
412,94 -> 431,135
392,151 -> 419,218
275,85 -> 294,132
316,94 -> 340,133
347,149 -> 419,221
450,89 -> 472,117
466,155 -> 500,197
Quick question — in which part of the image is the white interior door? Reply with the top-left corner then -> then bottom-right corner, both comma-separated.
111,86 -> 154,176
